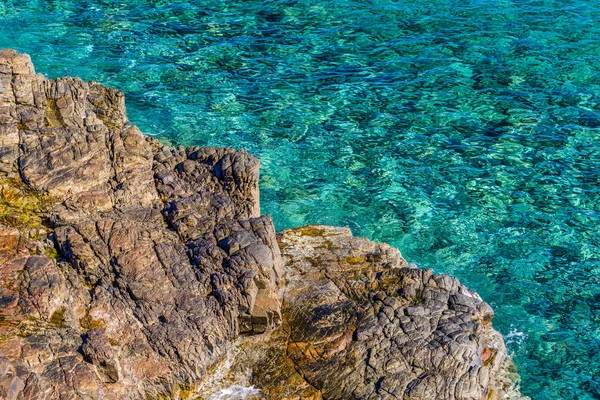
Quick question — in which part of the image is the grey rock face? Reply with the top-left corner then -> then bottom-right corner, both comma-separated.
276,226 -> 517,400
0,49 -> 524,399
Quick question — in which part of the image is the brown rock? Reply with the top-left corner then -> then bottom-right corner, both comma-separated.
0,49 -> 526,400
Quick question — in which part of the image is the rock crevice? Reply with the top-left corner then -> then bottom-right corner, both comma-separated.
0,49 -> 523,400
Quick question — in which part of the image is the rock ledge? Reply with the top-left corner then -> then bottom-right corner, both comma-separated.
0,50 -> 524,399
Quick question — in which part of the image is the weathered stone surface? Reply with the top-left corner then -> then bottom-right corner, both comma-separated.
0,49 -> 525,399
198,227 -> 525,399
81,329 -> 121,383
0,49 -> 282,399
277,226 -> 517,400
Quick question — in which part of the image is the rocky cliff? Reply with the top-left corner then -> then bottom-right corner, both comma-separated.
0,49 -> 524,400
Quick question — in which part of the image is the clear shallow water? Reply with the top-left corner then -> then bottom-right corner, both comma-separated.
2,0 -> 600,398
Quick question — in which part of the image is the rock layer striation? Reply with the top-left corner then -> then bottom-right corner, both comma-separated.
0,50 -> 523,399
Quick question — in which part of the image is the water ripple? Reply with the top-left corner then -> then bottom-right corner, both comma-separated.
2,0 -> 600,398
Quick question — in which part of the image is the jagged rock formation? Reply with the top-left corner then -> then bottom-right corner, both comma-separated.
0,49 -> 523,399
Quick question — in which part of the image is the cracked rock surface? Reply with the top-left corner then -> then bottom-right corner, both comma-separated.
0,49 -> 523,399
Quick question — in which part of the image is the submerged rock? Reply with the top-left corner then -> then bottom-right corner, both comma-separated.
0,49 -> 524,399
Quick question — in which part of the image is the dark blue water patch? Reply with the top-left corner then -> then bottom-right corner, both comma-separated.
2,0 -> 600,398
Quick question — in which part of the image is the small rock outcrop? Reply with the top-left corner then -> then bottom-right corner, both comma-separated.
198,226 -> 523,400
0,49 -> 524,399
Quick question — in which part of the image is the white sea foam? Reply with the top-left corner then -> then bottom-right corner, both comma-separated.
505,327 -> 527,345
207,385 -> 262,400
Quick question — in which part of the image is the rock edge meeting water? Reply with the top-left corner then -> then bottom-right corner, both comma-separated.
2,1 -> 600,398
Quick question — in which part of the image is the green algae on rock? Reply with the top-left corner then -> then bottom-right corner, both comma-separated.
0,49 -> 525,399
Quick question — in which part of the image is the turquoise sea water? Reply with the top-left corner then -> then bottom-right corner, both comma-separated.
2,1 -> 600,398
